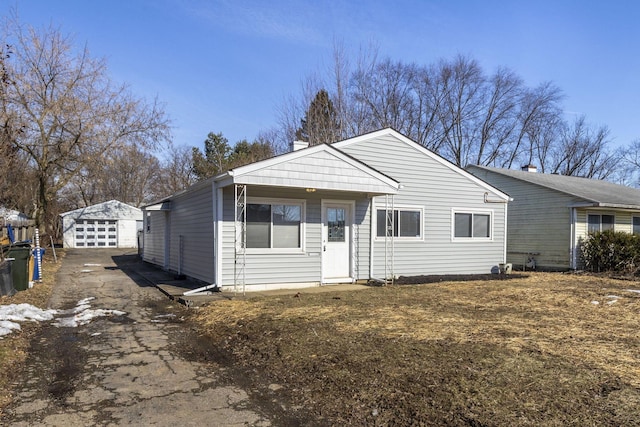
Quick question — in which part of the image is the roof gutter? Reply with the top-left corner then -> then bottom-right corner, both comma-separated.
569,202 -> 640,210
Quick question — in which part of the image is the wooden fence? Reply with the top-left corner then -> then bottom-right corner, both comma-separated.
1,220 -> 36,244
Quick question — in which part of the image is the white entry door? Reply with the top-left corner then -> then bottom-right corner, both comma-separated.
322,202 -> 352,282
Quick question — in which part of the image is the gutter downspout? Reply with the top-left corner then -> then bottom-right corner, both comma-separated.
484,192 -> 510,264
570,207 -> 577,269
369,196 -> 375,280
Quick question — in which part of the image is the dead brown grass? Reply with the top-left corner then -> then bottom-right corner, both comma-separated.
0,249 -> 64,416
195,272 -> 640,426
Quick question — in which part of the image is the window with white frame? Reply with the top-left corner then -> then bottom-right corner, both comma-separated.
246,200 -> 303,249
453,211 -> 492,239
587,214 -> 614,233
633,216 -> 640,235
376,207 -> 422,239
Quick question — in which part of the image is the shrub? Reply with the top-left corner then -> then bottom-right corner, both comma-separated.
580,230 -> 640,273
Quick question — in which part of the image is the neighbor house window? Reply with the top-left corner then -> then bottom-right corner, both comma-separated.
633,217 -> 640,235
376,208 -> 422,239
246,200 -> 303,249
453,211 -> 492,239
587,214 -> 614,233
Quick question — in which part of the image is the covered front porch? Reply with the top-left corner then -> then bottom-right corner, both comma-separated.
213,143 -> 400,293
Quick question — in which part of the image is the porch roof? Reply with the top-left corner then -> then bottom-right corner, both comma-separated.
215,143 -> 400,195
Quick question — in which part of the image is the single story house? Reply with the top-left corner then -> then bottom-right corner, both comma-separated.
467,164 -> 640,270
0,207 -> 30,223
60,200 -> 143,248
143,129 -> 510,292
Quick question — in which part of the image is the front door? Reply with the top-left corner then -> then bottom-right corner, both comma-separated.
322,202 -> 352,282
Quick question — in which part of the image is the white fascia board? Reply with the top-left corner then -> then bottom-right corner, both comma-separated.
336,128 -> 510,201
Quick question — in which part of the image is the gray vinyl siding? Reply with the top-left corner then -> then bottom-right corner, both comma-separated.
166,183 -> 215,283
142,210 -> 167,267
340,134 -> 507,276
469,168 -> 583,269
219,186 -> 371,286
236,149 -> 395,194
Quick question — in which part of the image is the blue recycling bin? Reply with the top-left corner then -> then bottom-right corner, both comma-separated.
32,248 -> 45,281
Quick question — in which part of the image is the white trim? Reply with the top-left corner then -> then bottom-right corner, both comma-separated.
245,196 -> 307,253
215,187 -> 224,286
373,204 -> 424,241
570,207 -> 577,269
369,197 -> 375,280
321,199 -> 356,284
334,129 -> 510,201
163,211 -> 170,270
451,208 -> 494,242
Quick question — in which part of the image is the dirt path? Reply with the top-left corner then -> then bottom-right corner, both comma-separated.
1,249 -> 271,426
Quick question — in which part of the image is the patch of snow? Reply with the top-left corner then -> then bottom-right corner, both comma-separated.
0,320 -> 22,336
591,300 -> 600,305
0,298 -> 127,338
83,264 -> 102,267
626,289 -> 640,294
80,269 -> 94,273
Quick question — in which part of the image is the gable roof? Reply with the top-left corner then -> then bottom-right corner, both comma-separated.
334,128 -> 511,201
468,165 -> 640,210
60,200 -> 143,219
0,207 -> 29,221
215,143 -> 400,195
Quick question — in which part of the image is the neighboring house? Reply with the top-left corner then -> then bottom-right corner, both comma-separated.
467,164 -> 640,270
0,207 -> 30,223
143,129 -> 510,292
60,200 -> 143,248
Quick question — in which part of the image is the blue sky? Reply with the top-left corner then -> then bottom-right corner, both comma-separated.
5,0 -> 640,151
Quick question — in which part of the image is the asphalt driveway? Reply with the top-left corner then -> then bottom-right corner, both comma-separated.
1,249 -> 271,426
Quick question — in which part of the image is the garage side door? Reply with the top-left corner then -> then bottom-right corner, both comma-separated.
74,220 -> 118,248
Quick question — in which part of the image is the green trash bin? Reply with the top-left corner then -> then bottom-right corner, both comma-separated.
2,243 -> 32,291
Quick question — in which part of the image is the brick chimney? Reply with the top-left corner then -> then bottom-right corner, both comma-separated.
521,164 -> 537,173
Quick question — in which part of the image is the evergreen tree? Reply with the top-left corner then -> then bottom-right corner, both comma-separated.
295,89 -> 341,145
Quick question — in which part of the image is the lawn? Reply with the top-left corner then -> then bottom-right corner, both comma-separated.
195,272 -> 640,426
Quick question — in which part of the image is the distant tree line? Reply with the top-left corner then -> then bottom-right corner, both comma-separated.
278,47 -> 626,182
1,17 -> 638,241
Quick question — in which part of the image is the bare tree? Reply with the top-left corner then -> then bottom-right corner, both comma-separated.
549,116 -> 616,179
435,56 -> 486,166
1,18 -> 170,233
274,45 -> 622,182
158,143 -> 197,195
350,58 -> 419,136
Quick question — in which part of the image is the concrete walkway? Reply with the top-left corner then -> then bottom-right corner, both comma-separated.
1,249 -> 271,426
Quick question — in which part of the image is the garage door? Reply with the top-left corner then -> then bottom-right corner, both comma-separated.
74,220 -> 118,248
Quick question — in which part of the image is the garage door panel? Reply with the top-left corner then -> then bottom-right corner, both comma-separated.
74,220 -> 118,248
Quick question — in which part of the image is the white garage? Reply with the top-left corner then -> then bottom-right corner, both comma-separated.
60,200 -> 143,249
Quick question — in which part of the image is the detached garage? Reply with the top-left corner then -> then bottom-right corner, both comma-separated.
61,200 -> 143,248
